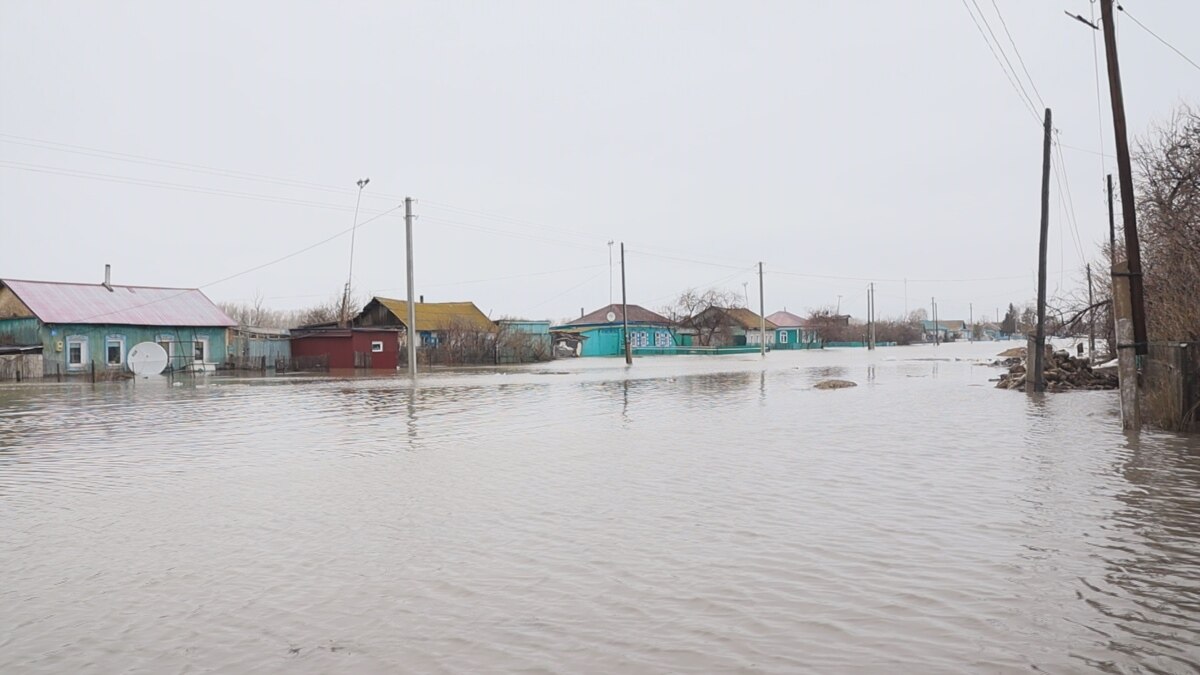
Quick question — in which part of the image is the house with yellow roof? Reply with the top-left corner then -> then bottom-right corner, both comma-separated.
354,296 -> 495,348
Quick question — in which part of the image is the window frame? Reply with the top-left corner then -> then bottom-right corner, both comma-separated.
66,336 -> 88,369
193,336 -> 209,364
370,340 -> 384,353
779,330 -> 789,344
105,335 -> 126,367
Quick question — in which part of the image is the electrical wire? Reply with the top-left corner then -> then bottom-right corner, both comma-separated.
959,0 -> 1040,123
987,0 -> 1046,109
1118,3 -> 1200,73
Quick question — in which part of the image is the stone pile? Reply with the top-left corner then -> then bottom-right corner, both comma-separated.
995,349 -> 1118,392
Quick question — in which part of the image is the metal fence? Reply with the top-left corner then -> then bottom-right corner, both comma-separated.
1145,342 -> 1199,432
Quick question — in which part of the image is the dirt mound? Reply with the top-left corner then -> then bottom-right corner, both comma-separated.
814,379 -> 857,390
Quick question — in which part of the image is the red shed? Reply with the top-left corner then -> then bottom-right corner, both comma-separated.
289,327 -> 400,370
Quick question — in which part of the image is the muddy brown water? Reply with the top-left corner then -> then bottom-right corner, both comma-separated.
1,342 -> 1198,673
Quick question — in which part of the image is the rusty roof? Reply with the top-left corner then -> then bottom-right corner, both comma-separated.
373,298 -> 495,332
1,278 -> 236,327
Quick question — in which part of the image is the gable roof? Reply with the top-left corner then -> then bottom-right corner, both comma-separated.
1,278 -> 236,327
560,304 -> 671,327
922,320 -> 967,331
766,310 -> 807,328
372,297 -> 494,332
684,306 -> 777,331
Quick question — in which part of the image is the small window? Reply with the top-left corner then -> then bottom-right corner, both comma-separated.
106,338 -> 124,365
68,341 -> 84,365
194,338 -> 206,363
371,341 -> 384,353
780,331 -> 788,343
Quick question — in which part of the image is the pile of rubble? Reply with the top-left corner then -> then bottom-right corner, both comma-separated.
995,348 -> 1118,392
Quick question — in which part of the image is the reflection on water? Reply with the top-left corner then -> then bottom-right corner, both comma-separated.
0,342 -> 1197,673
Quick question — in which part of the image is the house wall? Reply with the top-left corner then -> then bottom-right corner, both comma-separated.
576,324 -> 673,356
0,286 -> 34,319
290,331 -> 398,369
0,320 -> 229,373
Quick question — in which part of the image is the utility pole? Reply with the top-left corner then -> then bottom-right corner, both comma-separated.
405,197 -> 417,378
343,177 -> 370,326
1030,108 -> 1052,394
607,240 -> 615,306
1107,174 -> 1116,261
621,242 -> 632,365
867,283 -> 876,350
1100,0 -> 1148,356
1087,263 -> 1096,360
932,297 -> 938,346
969,303 -> 974,342
836,295 -> 842,314
758,262 -> 766,358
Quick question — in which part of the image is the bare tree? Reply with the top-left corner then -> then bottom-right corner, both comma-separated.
663,288 -> 742,346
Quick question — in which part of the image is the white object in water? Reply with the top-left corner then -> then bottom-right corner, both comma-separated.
127,342 -> 169,376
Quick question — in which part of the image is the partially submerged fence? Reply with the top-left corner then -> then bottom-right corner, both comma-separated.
1144,342 -> 1199,432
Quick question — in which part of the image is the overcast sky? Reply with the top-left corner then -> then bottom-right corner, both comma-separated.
2,1 -> 1196,324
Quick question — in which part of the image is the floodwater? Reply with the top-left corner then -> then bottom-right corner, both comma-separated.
1,342 -> 1198,674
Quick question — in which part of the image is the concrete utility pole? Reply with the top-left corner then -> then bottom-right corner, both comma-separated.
1030,108 -> 1052,394
969,303 -> 974,342
621,242 -> 632,365
1113,260 -> 1141,429
867,283 -> 876,350
758,262 -> 766,358
1101,0 -> 1148,356
405,197 -> 417,378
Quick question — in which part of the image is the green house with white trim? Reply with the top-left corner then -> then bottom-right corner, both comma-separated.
0,272 -> 236,376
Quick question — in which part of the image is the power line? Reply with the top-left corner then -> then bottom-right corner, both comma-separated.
987,0 -> 1046,109
1090,2 -> 1108,181
959,0 -> 1040,123
1118,4 -> 1200,73
68,204 -> 406,324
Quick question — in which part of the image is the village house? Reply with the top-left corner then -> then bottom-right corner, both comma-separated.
922,319 -> 970,342
765,310 -> 822,349
0,270 -> 236,377
552,304 -> 674,356
677,306 -> 777,348
354,297 -> 495,346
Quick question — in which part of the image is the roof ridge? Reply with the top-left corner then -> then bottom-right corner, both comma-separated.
2,278 -> 201,291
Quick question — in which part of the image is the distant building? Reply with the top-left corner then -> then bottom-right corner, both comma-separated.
921,320 -> 970,342
0,272 -> 235,375
495,319 -> 553,363
552,304 -> 674,356
765,310 -> 822,349
678,307 -> 777,347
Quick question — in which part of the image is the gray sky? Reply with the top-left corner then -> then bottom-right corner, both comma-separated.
2,1 -> 1196,324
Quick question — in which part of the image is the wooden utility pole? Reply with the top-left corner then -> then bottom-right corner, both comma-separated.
931,297 -> 938,346
405,197 -> 417,378
1107,174 -> 1116,261
969,303 -> 974,342
758,262 -> 766,358
1087,263 -> 1096,360
1030,108 -> 1052,394
869,283 -> 877,350
1100,0 -> 1148,356
621,242 -> 632,365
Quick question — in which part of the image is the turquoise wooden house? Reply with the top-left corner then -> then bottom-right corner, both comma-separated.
552,304 -> 674,357
0,273 -> 236,376
766,310 -> 822,349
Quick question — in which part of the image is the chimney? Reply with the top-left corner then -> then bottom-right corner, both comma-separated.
580,307 -> 584,318
103,264 -> 113,291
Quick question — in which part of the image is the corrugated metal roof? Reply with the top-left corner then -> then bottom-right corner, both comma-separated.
2,279 -> 236,327
559,304 -> 672,328
766,310 -> 806,327
373,298 -> 495,332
